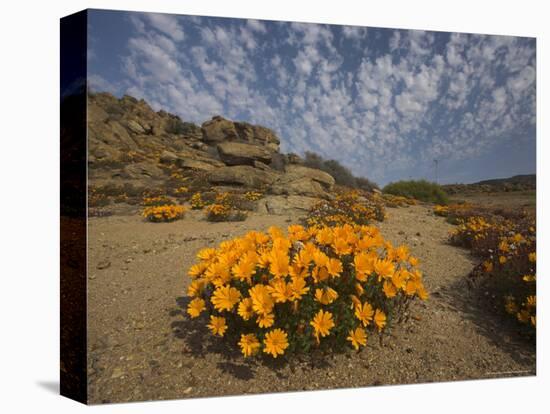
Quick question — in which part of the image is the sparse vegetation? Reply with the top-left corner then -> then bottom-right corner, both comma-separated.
306,190 -> 385,228
303,151 -> 378,192
142,205 -> 186,222
204,193 -> 248,222
165,117 -> 201,136
435,202 -> 536,331
383,180 -> 449,204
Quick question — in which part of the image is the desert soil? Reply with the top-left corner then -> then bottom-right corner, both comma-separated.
87,204 -> 536,404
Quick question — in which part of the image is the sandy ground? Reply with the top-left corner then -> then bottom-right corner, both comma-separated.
450,190 -> 536,211
87,205 -> 535,404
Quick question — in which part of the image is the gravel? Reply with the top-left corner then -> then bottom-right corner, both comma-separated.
87,205 -> 535,404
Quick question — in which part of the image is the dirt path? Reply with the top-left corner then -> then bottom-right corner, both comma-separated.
87,205 -> 535,404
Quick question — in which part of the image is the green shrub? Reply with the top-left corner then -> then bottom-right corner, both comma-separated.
383,180 -> 449,204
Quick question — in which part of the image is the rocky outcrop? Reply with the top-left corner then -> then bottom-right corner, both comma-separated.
208,165 -> 280,188
123,162 -> 164,179
267,164 -> 335,198
177,158 -> 222,172
283,165 -> 335,189
202,116 -> 280,152
217,142 -> 273,166
201,116 -> 239,143
87,92 -> 337,209
258,195 -> 319,215
271,176 -> 327,198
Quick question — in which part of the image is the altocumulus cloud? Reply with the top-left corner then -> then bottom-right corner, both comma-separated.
87,10 -> 536,185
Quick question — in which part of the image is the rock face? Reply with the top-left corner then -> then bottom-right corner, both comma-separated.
283,165 -> 336,189
201,116 -> 239,143
258,195 -> 319,215
217,142 -> 273,166
208,166 -> 279,188
202,116 -> 280,152
87,92 -> 335,204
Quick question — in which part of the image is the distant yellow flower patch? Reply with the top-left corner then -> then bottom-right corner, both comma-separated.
142,204 -> 186,222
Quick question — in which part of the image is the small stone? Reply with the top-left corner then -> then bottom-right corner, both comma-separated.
97,260 -> 111,270
111,367 -> 124,379
183,387 -> 193,394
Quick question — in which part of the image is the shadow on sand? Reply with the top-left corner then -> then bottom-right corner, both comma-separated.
169,296 -> 332,381
441,272 -> 535,369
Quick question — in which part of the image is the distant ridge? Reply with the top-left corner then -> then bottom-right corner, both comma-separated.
443,174 -> 535,194
474,174 -> 536,186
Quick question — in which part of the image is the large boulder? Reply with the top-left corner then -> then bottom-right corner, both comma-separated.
251,125 -> 280,152
208,165 -> 279,188
258,195 -> 318,215
201,116 -> 239,143
88,120 -> 139,151
217,142 -> 273,166
234,122 -> 280,152
270,176 -> 327,198
201,116 -> 281,152
283,165 -> 335,190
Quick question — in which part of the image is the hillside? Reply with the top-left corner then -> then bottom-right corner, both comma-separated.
443,174 -> 536,195
87,92 -> 338,213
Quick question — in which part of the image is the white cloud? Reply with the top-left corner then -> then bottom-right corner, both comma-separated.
342,26 -> 367,40
247,19 -> 267,33
88,74 -> 119,94
145,13 -> 185,41
90,16 -> 536,184
507,66 -> 535,96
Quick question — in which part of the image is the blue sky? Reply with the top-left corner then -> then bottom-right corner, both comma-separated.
87,9 -> 536,186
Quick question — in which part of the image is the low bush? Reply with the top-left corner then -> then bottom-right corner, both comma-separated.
306,190 -> 385,228
443,204 -> 536,330
186,224 -> 427,358
204,193 -> 247,222
142,205 -> 186,222
142,195 -> 173,207
383,180 -> 449,204
190,192 -> 206,210
382,194 -> 418,208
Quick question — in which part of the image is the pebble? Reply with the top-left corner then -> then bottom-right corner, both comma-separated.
97,260 -> 111,270
111,367 -> 124,379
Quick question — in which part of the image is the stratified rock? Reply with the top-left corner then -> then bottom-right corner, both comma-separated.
123,162 -> 164,179
124,119 -> 147,135
208,165 -> 280,188
283,165 -> 335,189
217,142 -> 273,166
259,195 -> 319,215
201,116 -> 239,143
88,120 -> 138,151
251,125 -> 280,152
159,150 -> 178,164
234,122 -> 280,152
271,177 -> 327,198
176,158 -> 222,172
